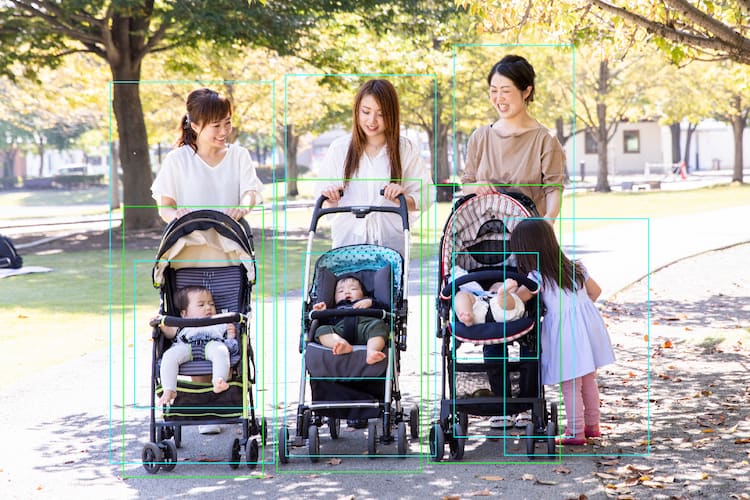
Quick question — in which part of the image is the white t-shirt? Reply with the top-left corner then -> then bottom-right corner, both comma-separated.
151,144 -> 263,208
314,134 -> 433,254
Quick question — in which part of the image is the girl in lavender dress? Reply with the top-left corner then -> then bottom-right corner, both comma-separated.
510,219 -> 615,445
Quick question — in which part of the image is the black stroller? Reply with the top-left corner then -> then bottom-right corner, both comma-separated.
431,191 -> 558,460
278,193 -> 419,463
142,210 -> 266,473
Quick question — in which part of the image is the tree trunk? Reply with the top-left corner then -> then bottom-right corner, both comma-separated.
730,97 -> 746,183
285,124 -> 299,197
111,68 -> 159,230
595,60 -> 611,192
683,122 -> 697,171
110,141 -> 121,210
36,136 -> 45,177
669,122 -> 681,164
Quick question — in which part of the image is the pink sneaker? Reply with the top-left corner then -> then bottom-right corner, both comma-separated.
584,425 -> 601,438
556,434 -> 586,446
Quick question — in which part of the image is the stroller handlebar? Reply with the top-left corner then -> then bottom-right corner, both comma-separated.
440,270 -> 539,300
309,190 -> 409,233
149,311 -> 245,329
308,307 -> 391,322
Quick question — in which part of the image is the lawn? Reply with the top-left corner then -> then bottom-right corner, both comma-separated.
1,182 -> 747,387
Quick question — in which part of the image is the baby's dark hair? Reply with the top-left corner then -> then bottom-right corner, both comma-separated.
173,285 -> 212,313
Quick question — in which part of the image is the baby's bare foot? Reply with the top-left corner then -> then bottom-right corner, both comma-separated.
332,340 -> 353,355
366,350 -> 386,365
213,378 -> 229,393
457,311 -> 474,326
159,389 -> 177,406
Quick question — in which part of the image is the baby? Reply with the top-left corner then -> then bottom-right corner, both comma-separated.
312,276 -> 388,365
156,286 -> 236,405
454,278 -> 525,326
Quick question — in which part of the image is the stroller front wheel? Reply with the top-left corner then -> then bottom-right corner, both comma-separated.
142,442 -> 162,474
429,423 -> 445,462
278,426 -> 290,464
160,439 -> 178,471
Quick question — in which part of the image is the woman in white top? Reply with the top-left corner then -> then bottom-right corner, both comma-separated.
315,79 -> 433,255
151,88 -> 263,223
150,87 -> 263,434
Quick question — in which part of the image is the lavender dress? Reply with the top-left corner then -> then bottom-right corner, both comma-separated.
530,263 -> 615,385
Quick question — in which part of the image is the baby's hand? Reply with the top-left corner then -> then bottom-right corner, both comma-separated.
354,298 -> 372,309
227,323 -> 236,338
504,279 -> 518,292
312,302 -> 327,311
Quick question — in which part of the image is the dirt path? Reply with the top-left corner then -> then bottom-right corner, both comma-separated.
586,243 -> 750,498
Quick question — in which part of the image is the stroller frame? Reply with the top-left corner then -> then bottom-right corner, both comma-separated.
278,193 -> 419,463
431,192 -> 559,461
141,210 -> 266,473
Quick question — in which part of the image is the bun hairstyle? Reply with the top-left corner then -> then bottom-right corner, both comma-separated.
487,54 -> 536,104
177,88 -> 233,151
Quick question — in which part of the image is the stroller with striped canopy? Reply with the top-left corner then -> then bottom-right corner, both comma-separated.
142,210 -> 266,473
431,191 -> 558,460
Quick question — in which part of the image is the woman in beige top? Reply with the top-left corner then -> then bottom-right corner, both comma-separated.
461,54 -> 565,222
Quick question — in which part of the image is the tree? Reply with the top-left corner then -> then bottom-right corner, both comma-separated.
0,0 -> 388,229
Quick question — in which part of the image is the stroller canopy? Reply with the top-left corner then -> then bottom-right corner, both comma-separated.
440,192 -> 535,278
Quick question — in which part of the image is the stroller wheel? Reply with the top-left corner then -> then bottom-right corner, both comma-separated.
328,418 -> 340,440
308,425 -> 320,463
246,438 -> 259,469
302,410 -> 312,439
229,438 -> 241,469
396,422 -> 408,458
262,418 -> 268,447
449,423 -> 465,461
409,406 -> 420,439
429,423 -> 444,462
278,426 -> 290,464
160,439 -> 178,472
458,411 -> 469,435
549,402 -> 559,435
367,420 -> 378,458
525,422 -> 536,459
141,442 -> 162,474
174,425 -> 182,448
546,421 -> 557,456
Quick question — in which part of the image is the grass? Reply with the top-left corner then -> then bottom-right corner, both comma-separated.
1,182 -> 747,387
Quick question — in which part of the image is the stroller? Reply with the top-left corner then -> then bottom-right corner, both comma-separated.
431,191 -> 558,461
278,193 -> 419,463
142,210 -> 266,473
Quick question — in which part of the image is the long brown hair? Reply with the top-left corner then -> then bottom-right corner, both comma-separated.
343,79 -> 402,185
176,88 -> 233,152
509,219 -> 584,292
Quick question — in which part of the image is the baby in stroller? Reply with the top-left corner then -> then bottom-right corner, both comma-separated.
312,275 -> 387,365
156,285 -> 239,405
454,274 -> 527,327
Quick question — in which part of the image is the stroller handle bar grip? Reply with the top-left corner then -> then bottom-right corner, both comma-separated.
308,308 -> 391,322
440,270 -> 539,300
149,311 -> 245,328
309,190 -> 409,233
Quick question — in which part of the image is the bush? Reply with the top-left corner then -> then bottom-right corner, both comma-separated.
52,174 -> 106,189
0,176 -> 20,190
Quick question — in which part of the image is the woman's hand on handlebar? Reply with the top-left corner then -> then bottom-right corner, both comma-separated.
382,183 -> 405,202
321,186 -> 343,205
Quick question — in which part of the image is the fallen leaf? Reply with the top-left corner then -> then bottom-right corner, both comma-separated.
652,475 -> 674,483
522,473 -> 535,481
326,458 -> 342,465
595,472 -> 619,480
701,429 -> 715,433
641,481 -> 664,489
465,489 -> 491,497
662,339 -> 673,348
701,472 -> 711,480
735,438 -> 750,444
442,496 -> 461,500
536,479 -> 558,485
553,466 -> 571,474
643,334 -> 649,341
625,464 -> 653,473
477,475 -> 504,481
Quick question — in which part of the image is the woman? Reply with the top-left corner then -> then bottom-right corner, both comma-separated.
316,79 -> 433,256
152,87 -> 262,224
461,55 -> 566,430
151,87 -> 263,434
461,54 -> 565,222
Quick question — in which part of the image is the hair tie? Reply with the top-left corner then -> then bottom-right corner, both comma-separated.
183,113 -> 191,130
